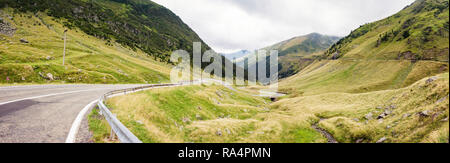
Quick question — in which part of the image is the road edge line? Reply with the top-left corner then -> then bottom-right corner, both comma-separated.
65,99 -> 98,143
0,88 -> 105,106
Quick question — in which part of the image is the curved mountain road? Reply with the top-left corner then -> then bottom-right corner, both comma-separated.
0,84 -> 145,143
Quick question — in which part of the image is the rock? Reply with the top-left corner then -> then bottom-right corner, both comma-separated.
247,131 -> 254,134
331,52 -> 340,60
46,73 -> 54,80
426,76 -> 438,84
195,114 -> 202,120
243,109 -> 248,113
136,120 -> 143,125
441,117 -> 449,122
402,113 -> 410,119
418,110 -> 430,117
386,125 -> 391,129
376,106 -> 383,110
378,119 -> 384,124
365,112 -> 374,120
225,128 -> 231,135
46,56 -> 52,60
376,137 -> 387,143
356,139 -> 364,143
197,106 -> 202,110
216,129 -> 222,136
385,110 -> 392,115
377,113 -> 386,119
215,91 -> 223,97
436,95 -> 449,104
219,113 -> 225,118
378,110 -> 392,119
20,38 -> 29,43
182,117 -> 191,124
353,118 -> 360,122
390,105 -> 397,109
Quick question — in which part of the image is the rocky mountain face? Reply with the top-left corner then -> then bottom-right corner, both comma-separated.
0,0 -> 210,63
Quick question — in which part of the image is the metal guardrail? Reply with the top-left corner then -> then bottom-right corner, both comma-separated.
97,83 -> 184,143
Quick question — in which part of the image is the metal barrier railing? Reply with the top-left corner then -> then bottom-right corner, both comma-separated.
97,83 -> 183,143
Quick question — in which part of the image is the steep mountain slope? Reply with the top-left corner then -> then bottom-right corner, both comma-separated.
0,7 -> 171,84
239,33 -> 340,79
0,0 -> 209,62
0,0 -> 234,84
325,0 -> 449,61
268,33 -> 340,78
275,0 -> 449,143
280,0 -> 449,95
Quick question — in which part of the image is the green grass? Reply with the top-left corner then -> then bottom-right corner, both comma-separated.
0,9 -> 171,84
88,107 -> 114,143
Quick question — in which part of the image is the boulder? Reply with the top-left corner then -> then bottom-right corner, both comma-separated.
365,112 -> 374,120
195,114 -> 202,120
390,105 -> 397,109
376,137 -> 387,143
182,117 -> 191,124
46,73 -> 54,80
216,129 -> 222,136
402,113 -> 411,119
418,110 -> 430,117
356,139 -> 364,143
20,38 -> 29,43
225,128 -> 231,135
426,76 -> 438,84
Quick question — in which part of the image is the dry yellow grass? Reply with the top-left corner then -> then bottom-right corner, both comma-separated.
275,73 -> 449,143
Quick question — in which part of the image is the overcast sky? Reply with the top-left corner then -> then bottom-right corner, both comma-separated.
152,0 -> 415,53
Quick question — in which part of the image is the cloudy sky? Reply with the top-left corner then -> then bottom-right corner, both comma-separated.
152,0 -> 415,53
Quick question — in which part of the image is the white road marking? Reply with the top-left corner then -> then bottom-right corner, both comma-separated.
65,84 -> 189,143
66,99 -> 98,143
0,88 -> 108,106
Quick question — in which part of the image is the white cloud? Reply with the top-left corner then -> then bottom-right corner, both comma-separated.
151,0 -> 415,53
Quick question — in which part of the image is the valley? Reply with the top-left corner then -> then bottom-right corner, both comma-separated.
0,0 -> 448,143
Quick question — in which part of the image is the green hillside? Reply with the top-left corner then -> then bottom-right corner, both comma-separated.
325,0 -> 449,61
266,33 -> 340,78
0,0 -> 235,84
276,0 -> 449,143
281,0 -> 449,95
240,33 -> 340,79
0,0 -> 210,62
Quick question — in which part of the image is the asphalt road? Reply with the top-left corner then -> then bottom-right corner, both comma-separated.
0,84 -> 145,143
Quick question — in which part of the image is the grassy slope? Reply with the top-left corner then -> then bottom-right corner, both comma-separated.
0,8 -> 171,84
280,0 -> 449,95
88,0 -> 448,143
89,84 -> 328,143
325,0 -> 449,61
276,73 -> 449,143
0,0 -> 211,62
276,0 -> 449,143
